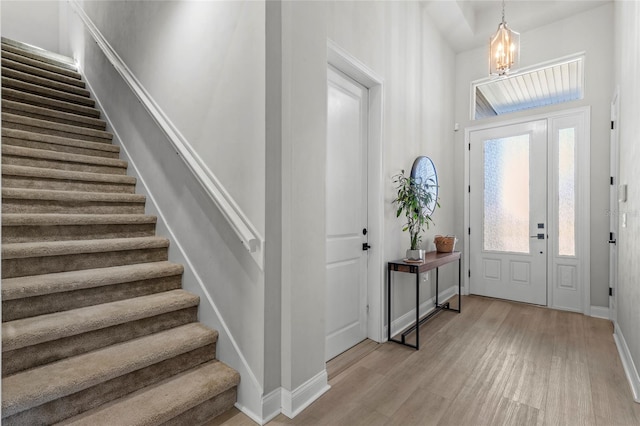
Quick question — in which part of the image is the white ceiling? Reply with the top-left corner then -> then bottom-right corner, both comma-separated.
423,0 -> 611,53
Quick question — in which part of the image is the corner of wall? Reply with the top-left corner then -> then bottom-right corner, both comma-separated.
280,370 -> 330,419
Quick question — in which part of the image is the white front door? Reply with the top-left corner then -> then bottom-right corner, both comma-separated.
325,66 -> 368,361
469,120 -> 548,305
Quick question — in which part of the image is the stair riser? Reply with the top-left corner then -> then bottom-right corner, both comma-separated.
2,199 -> 145,215
2,58 -> 85,88
2,68 -> 90,98
2,223 -> 156,244
3,106 -> 106,131
2,156 -> 127,175
2,77 -> 94,107
0,50 -> 81,80
2,137 -> 119,159
2,274 -> 182,321
3,122 -> 112,144
2,89 -> 100,118
2,344 -> 216,426
3,308 -> 199,376
2,176 -> 135,194
2,248 -> 167,278
162,387 -> 237,426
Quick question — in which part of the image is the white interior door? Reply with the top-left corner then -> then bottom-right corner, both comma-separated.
469,120 -> 548,305
325,66 -> 368,361
609,89 -> 619,321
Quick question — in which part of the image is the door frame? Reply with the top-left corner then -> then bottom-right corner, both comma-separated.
327,40 -> 385,342
463,107 -> 591,314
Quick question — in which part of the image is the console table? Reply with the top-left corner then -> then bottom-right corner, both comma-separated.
387,251 -> 461,350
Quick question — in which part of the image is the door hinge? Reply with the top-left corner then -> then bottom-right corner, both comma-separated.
468,185 -> 471,193
468,143 -> 471,151
609,232 -> 616,245
611,121 -> 615,130
366,304 -> 370,314
609,287 -> 613,296
611,176 -> 614,185
468,227 -> 471,235
468,270 -> 471,278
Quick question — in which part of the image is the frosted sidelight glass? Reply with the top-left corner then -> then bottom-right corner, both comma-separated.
484,135 -> 530,253
558,128 -> 576,256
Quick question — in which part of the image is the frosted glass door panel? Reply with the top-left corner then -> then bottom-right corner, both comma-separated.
483,135 -> 530,253
558,128 -> 576,257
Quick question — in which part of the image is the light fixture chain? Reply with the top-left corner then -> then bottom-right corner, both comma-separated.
502,0 -> 506,23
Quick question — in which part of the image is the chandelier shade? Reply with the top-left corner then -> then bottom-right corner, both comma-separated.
490,2 -> 520,76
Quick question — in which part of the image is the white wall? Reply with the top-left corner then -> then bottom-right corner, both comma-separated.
78,0 -> 266,238
614,0 -> 640,399
279,0 -> 456,396
454,3 -> 614,308
1,0 -> 62,52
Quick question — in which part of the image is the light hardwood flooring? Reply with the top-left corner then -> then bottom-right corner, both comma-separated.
207,295 -> 640,426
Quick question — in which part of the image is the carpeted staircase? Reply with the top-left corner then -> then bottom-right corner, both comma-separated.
1,37 -> 240,425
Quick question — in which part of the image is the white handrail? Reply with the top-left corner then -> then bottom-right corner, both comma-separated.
68,0 -> 264,269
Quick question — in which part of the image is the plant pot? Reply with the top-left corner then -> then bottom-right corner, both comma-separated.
406,249 -> 425,261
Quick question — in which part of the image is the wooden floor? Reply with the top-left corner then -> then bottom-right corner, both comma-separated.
207,296 -> 640,426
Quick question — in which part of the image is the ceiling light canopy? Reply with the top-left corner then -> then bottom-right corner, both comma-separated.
490,0 -> 519,76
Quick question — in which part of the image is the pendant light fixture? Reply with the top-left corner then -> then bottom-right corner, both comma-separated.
490,0 -> 519,76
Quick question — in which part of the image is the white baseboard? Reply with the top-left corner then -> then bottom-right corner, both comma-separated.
614,323 -> 640,403
281,370 -> 330,419
386,286 -> 457,339
590,305 -> 610,320
261,388 -> 283,424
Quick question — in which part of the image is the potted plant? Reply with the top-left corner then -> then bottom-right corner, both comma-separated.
392,170 -> 438,260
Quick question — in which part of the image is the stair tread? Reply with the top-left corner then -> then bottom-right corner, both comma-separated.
2,164 -> 134,185
1,323 -> 217,417
2,38 -> 76,69
2,145 -> 126,168
2,165 -> 136,185
2,128 -> 119,154
2,76 -> 94,107
2,88 -> 100,118
2,187 -> 143,203
2,213 -> 156,227
2,113 -> 111,140
2,236 -> 168,260
2,260 -> 181,300
0,50 -> 81,80
2,289 -> 199,352
2,57 -> 85,88
57,360 -> 240,426
3,99 -> 106,129
2,68 -> 91,98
